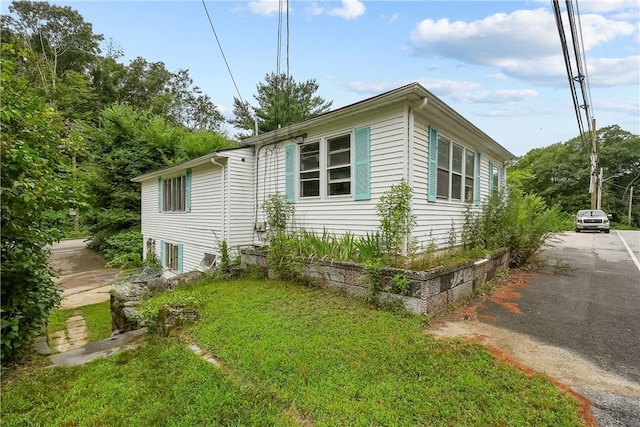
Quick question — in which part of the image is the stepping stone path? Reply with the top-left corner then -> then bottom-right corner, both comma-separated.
50,314 -> 88,353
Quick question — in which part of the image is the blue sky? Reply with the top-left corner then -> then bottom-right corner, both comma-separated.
5,1 -> 639,156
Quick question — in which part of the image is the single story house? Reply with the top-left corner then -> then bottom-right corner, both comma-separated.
132,83 -> 515,277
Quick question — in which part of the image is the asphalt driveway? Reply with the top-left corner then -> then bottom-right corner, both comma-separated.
478,230 -> 640,384
431,230 -> 640,426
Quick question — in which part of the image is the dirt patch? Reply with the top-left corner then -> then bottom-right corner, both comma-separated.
485,270 -> 532,315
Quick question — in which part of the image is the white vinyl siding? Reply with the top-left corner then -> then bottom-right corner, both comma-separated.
412,116 -> 501,248
141,148 -> 254,278
226,149 -> 256,249
254,104 -> 405,241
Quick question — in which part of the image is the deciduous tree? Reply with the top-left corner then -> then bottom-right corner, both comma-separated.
1,50 -> 77,362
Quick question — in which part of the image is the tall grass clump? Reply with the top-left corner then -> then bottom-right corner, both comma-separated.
462,190 -> 563,267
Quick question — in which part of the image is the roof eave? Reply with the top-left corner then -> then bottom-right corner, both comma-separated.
130,153 -> 228,183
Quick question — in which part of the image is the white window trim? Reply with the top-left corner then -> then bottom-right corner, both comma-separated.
436,134 -> 475,203
298,131 -> 353,200
164,242 -> 180,271
162,174 -> 187,212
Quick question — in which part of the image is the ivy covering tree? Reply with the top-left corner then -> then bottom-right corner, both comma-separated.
231,72 -> 333,138
0,49 -> 77,363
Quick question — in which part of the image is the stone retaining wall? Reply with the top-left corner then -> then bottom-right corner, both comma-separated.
241,249 -> 509,315
110,271 -> 204,332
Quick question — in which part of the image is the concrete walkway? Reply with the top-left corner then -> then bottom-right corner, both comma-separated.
48,329 -> 147,368
38,239 -> 146,366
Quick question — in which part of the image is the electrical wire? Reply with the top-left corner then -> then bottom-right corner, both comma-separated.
201,0 -> 245,105
565,0 -> 593,135
574,0 -> 595,122
551,1 -> 587,145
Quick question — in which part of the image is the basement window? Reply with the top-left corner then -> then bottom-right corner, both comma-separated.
199,253 -> 216,269
164,242 -> 180,271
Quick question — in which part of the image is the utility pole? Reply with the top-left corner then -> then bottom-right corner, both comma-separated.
630,186 -> 634,226
596,167 -> 603,210
590,118 -> 598,209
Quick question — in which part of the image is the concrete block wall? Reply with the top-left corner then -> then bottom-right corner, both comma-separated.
241,248 -> 509,315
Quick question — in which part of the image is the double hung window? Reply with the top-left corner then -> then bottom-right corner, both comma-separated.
164,242 -> 179,270
437,136 -> 451,199
436,134 -> 475,202
163,175 -> 186,212
492,167 -> 500,194
327,135 -> 351,196
300,142 -> 320,197
465,151 -> 475,203
299,134 -> 352,198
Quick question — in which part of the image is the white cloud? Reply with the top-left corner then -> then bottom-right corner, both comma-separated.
475,108 -> 527,118
456,89 -> 538,104
247,0 -> 290,16
576,0 -> 639,14
327,0 -> 366,20
344,79 -> 535,104
215,103 -> 229,115
410,9 -> 635,61
306,2 -> 324,17
487,73 -> 507,80
596,98 -> 639,115
409,8 -> 637,87
389,13 -> 399,23
587,56 -> 640,86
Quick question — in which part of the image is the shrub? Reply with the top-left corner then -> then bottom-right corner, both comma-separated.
262,193 -> 295,238
376,180 -> 416,258
462,190 -> 562,267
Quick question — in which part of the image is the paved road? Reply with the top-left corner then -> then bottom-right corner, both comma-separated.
478,231 -> 640,383
477,230 -> 640,426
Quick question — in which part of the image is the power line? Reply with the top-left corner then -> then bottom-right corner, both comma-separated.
552,0 -> 598,208
574,0 -> 595,122
552,1 -> 586,143
201,0 -> 245,105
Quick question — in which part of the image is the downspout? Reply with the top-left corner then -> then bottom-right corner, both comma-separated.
211,158 -> 226,245
404,96 -> 429,255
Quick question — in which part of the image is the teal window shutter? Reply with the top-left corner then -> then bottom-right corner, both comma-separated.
160,240 -> 165,268
474,152 -> 482,206
354,126 -> 371,201
427,125 -> 438,202
488,161 -> 494,194
185,169 -> 192,212
178,243 -> 184,274
158,177 -> 163,212
285,145 -> 296,202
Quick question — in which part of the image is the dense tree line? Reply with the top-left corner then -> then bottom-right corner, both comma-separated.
0,1 -> 235,363
508,125 -> 640,226
1,0 -> 333,364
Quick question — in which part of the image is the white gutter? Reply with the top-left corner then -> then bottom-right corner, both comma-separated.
404,96 -> 429,255
211,158 -> 226,243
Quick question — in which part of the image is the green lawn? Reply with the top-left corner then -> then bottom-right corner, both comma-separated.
3,278 -> 584,426
1,339 -> 294,426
